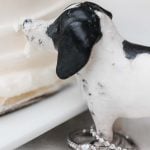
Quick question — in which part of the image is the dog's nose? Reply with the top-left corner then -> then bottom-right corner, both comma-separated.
23,19 -> 32,28
23,19 -> 32,24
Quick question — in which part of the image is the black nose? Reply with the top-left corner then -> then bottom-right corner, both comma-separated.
23,19 -> 32,28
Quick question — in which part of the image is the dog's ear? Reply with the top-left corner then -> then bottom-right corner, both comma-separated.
56,20 -> 102,79
56,22 -> 89,79
47,9 -> 102,79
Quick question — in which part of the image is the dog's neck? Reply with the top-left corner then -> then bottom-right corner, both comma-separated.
95,13 -> 124,55
78,15 -> 126,78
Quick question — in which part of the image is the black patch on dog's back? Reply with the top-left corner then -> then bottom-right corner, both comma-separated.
123,40 -> 150,59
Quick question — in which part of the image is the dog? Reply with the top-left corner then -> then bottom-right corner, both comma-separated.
22,1 -> 150,144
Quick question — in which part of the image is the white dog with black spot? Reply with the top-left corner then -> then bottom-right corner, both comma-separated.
21,1 -> 150,148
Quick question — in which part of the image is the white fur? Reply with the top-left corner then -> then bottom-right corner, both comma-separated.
77,12 -> 150,140
22,20 -> 55,53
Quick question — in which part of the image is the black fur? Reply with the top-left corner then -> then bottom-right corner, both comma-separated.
46,2 -> 104,79
123,40 -> 150,59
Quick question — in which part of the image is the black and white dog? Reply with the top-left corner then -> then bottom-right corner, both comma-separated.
22,1 -> 150,143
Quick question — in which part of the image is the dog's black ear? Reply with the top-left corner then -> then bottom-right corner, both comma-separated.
56,20 -> 102,79
47,8 -> 102,79
56,22 -> 89,79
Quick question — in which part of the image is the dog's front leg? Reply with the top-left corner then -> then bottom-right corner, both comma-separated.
88,98 -> 118,142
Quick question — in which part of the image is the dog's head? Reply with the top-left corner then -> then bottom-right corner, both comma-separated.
46,2 -> 112,79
